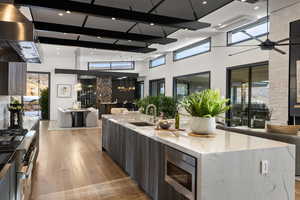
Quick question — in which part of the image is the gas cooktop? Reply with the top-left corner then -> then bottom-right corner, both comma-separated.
0,128 -> 28,137
0,129 -> 28,152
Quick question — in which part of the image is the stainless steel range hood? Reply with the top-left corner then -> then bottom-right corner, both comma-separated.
0,3 -> 41,63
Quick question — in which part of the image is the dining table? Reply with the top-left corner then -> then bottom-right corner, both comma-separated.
64,108 -> 91,127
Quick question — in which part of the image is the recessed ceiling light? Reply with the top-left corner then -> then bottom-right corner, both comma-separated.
218,23 -> 222,26
254,6 -> 260,10
97,36 -> 102,39
150,23 -> 155,26
63,33 -> 67,35
112,17 -> 116,20
202,1 -> 207,4
66,10 -> 71,14
128,40 -> 132,42
58,13 -> 64,16
241,0 -> 247,2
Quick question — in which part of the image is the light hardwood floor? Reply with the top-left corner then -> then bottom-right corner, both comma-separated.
31,121 -> 300,200
30,121 -> 149,200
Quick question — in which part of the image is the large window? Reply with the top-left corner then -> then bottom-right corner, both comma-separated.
149,79 -> 165,96
150,55 -> 166,68
174,38 -> 211,61
174,72 -> 210,100
227,62 -> 270,129
227,17 -> 269,45
23,72 -> 50,118
88,61 -> 135,70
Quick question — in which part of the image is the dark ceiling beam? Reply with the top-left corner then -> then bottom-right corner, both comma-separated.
14,0 -> 210,30
55,69 -> 139,78
38,37 -> 157,53
34,21 -> 177,45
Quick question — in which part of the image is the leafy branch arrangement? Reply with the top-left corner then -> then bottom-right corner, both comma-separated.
8,98 -> 23,111
180,89 -> 230,118
136,96 -> 177,119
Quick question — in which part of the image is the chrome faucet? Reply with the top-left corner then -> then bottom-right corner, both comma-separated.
146,104 -> 157,123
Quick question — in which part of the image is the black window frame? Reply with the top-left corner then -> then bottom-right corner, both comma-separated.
149,55 -> 166,69
136,81 -> 145,99
226,61 -> 269,128
173,71 -> 211,100
173,37 -> 211,62
227,17 -> 269,46
149,78 -> 165,97
88,61 -> 135,71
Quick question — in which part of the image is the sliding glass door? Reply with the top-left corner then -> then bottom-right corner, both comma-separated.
228,63 -> 269,128
136,81 -> 144,99
174,72 -> 210,100
149,79 -> 165,96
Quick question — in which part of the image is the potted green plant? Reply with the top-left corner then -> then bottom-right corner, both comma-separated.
39,88 -> 49,120
180,89 -> 230,134
8,98 -> 23,129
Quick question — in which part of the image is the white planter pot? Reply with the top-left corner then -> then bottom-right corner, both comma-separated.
190,117 -> 216,134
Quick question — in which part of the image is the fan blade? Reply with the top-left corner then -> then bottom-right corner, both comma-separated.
273,47 -> 286,55
211,44 -> 259,48
276,38 -> 289,43
275,43 -> 300,46
229,47 -> 260,56
241,30 -> 264,43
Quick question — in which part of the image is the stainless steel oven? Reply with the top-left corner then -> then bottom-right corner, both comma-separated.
16,130 -> 38,200
165,146 -> 196,200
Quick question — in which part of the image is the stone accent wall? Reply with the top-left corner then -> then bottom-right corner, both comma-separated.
96,76 -> 112,105
268,2 -> 300,124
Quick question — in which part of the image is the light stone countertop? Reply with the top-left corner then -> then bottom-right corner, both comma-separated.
102,113 -> 292,158
23,116 -> 39,130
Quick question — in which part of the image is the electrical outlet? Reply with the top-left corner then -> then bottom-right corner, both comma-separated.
261,160 -> 269,176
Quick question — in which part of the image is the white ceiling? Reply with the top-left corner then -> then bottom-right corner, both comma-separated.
20,0 -> 300,62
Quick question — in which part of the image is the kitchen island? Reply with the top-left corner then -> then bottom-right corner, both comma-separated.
102,113 -> 295,200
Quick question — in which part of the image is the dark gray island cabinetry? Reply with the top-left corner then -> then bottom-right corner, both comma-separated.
102,118 -> 188,200
102,113 -> 295,200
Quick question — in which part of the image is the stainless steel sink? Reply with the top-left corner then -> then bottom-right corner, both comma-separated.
129,122 -> 154,127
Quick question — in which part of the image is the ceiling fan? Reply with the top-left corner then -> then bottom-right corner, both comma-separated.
212,0 -> 299,56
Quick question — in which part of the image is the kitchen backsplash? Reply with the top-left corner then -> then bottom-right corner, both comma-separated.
0,96 -> 9,129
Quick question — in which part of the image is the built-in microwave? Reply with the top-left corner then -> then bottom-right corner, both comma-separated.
165,146 -> 196,200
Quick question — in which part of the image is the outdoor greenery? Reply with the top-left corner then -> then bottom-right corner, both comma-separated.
180,89 -> 230,118
39,88 -> 49,120
136,96 -> 177,119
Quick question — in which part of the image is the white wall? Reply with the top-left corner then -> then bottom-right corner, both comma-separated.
138,1 -> 300,125
27,45 -> 78,120
268,2 -> 300,124
141,33 -> 269,97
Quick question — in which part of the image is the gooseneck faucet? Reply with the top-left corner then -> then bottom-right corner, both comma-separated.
146,104 -> 157,123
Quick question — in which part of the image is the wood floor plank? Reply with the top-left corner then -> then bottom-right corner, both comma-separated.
30,121 -> 149,200
30,121 -> 300,200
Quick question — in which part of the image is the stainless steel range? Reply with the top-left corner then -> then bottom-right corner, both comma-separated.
0,128 -> 38,200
